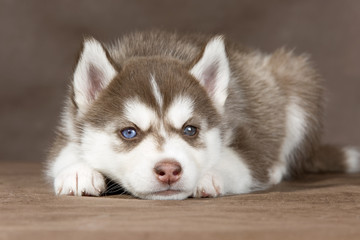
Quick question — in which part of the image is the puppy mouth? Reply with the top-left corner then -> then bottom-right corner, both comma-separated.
153,190 -> 182,196
136,188 -> 192,200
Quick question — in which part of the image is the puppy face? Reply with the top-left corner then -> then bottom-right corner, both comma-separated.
79,58 -> 222,199
70,36 -> 230,199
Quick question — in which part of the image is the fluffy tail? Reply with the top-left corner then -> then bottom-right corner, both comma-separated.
304,144 -> 360,173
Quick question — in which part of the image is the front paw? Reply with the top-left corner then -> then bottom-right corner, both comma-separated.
54,163 -> 106,197
193,172 -> 224,198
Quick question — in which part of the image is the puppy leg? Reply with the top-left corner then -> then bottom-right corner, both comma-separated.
48,143 -> 106,196
193,147 -> 253,198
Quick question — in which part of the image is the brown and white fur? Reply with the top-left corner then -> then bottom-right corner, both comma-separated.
46,31 -> 360,200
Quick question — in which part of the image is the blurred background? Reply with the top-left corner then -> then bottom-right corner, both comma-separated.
0,0 -> 359,162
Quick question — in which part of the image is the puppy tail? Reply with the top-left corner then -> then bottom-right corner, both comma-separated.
303,144 -> 360,173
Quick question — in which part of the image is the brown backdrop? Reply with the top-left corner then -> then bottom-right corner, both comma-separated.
1,0 -> 359,162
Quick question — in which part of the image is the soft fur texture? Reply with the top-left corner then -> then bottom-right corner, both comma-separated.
46,31 -> 360,200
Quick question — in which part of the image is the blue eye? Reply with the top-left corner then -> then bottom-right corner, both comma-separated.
120,128 -> 137,139
183,125 -> 198,137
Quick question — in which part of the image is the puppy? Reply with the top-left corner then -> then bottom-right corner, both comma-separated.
46,31 -> 360,200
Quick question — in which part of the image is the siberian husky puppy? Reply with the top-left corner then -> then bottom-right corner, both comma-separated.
46,31 -> 360,200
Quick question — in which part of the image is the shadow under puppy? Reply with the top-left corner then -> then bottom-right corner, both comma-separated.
46,31 -> 360,200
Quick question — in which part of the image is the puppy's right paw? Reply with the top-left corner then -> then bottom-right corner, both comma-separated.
54,163 -> 105,197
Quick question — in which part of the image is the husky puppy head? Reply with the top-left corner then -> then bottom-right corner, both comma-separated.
71,36 -> 231,199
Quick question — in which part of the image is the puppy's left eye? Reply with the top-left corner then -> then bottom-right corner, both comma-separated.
120,127 -> 137,139
183,125 -> 198,137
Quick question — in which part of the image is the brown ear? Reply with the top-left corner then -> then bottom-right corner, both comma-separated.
73,38 -> 117,113
190,36 -> 230,113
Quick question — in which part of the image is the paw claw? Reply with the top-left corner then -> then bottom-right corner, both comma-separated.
201,189 -> 210,198
81,191 -> 92,197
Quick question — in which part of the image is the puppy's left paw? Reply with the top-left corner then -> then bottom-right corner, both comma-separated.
193,172 -> 224,198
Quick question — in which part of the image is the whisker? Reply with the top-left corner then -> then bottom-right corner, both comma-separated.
101,177 -> 129,196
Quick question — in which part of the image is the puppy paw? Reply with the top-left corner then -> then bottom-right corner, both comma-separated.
193,172 -> 224,198
54,163 -> 105,197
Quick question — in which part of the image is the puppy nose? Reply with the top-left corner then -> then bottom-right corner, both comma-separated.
154,161 -> 182,184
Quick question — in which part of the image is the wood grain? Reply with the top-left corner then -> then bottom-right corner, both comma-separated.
0,162 -> 359,240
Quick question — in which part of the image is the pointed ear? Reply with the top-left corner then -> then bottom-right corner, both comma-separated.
72,37 -> 117,112
190,36 -> 230,113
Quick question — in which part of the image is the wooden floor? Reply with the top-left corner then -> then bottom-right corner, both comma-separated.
1,161 -> 359,240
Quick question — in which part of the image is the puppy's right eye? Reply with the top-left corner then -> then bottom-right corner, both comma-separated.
120,127 -> 137,139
